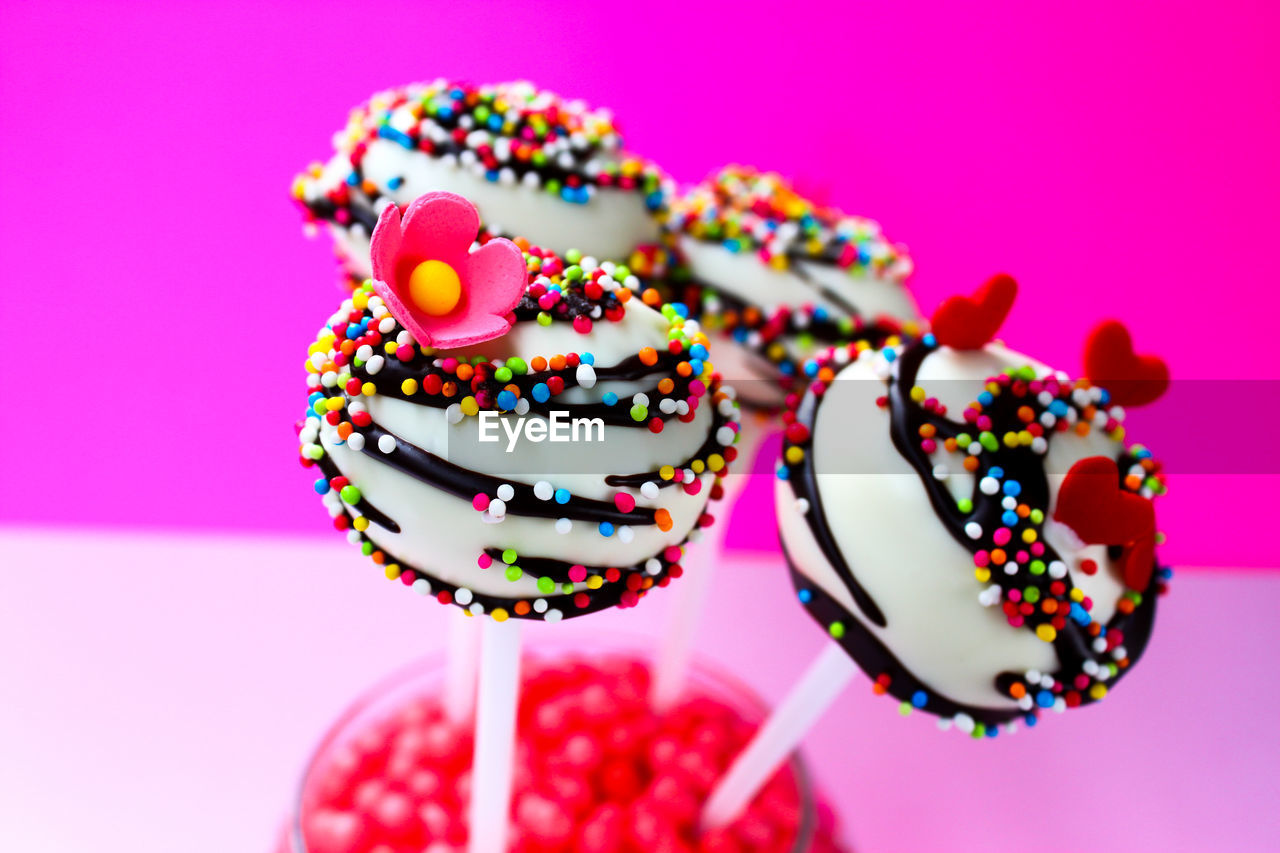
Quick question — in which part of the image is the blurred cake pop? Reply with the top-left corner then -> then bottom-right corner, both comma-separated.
293,80 -> 670,286
775,275 -> 1170,732
298,192 -> 740,622
661,166 -> 920,409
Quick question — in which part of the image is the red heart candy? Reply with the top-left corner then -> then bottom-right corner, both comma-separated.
1082,320 -> 1169,407
1119,532 -> 1157,592
1053,456 -> 1155,548
929,274 -> 1017,350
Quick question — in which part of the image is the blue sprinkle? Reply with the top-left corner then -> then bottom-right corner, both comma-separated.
1002,510 -> 1019,526
986,725 -> 1000,738
922,333 -> 937,346
486,169 -> 500,183
797,589 -> 812,604
554,488 -> 571,505
1158,566 -> 1174,580
386,176 -> 404,190
813,307 -> 829,321
778,361 -> 794,376
804,360 -> 820,378
345,173 -> 359,186
1098,388 -> 1111,405
580,352 -> 595,366
989,466 -> 1005,479
978,391 -> 994,406
1025,713 -> 1038,727
437,105 -> 454,120
313,479 -> 330,495
725,238 -> 742,253
883,348 -> 897,363
346,325 -> 361,339
776,466 -> 790,481
308,392 -> 325,407
377,125 -> 413,148
1049,400 -> 1069,417
911,691 -> 927,708
671,302 -> 689,319
532,383 -> 550,404
488,114 -> 502,131
645,191 -> 664,211
1003,480 -> 1022,497
602,392 -> 618,406
1069,602 -> 1092,626
688,359 -> 704,374
496,390 -> 517,411
1036,690 -> 1055,709
449,87 -> 465,99
690,344 -> 709,361
732,328 -> 749,343
598,522 -> 615,537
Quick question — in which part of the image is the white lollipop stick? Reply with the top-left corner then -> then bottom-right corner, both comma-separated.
443,609 -> 479,725
650,417 -> 771,711
701,643 -> 857,830
468,618 -> 522,853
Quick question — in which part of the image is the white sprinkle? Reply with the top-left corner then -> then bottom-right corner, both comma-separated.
534,481 -> 554,501
659,398 -> 677,414
355,344 -> 373,362
1093,637 -> 1109,654
716,425 -> 737,446
979,476 -> 999,495
932,464 -> 949,481
676,400 -> 690,416
543,609 -> 563,623
795,498 -> 811,515
320,372 -> 338,388
1031,436 -> 1049,455
469,602 -> 485,616
454,588 -> 474,605
632,393 -> 649,407
346,530 -> 362,545
618,526 -> 634,544
347,432 -> 366,452
514,397 -> 530,415
640,482 -> 659,500
378,434 -> 396,454
1048,560 -> 1067,578
366,355 -> 385,375
1001,495 -> 1017,510
496,484 -> 515,502
1004,562 -> 1019,575
953,713 -> 975,734
555,518 -> 572,534
1112,646 -> 1127,660
446,404 -> 463,425
576,363 -> 597,389
1018,695 -> 1034,711
645,558 -> 662,576
488,499 -> 507,519
378,317 -> 396,334
965,522 -> 983,539
1083,660 -> 1100,676
1026,670 -> 1042,684
412,579 -> 431,596
533,598 -> 549,613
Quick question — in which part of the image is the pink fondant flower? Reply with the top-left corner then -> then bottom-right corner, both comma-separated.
369,192 -> 527,349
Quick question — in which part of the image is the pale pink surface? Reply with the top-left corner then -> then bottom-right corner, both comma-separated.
1,0 -> 1277,568
0,530 -> 1275,852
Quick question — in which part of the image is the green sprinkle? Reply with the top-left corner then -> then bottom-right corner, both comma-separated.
565,249 -> 583,264
630,404 -> 647,421
1029,560 -> 1046,575
494,367 -> 513,383
956,433 -> 972,448
537,312 -> 552,326
899,702 -> 912,716
829,622 -> 845,639
506,357 -> 527,375
1029,508 -> 1044,524
564,265 -> 584,281
537,577 -> 556,594
1024,587 -> 1041,603
979,431 -> 1000,452
505,565 -> 523,582
361,542 -> 374,556
502,549 -> 518,564
339,485 -> 361,504
957,498 -> 974,514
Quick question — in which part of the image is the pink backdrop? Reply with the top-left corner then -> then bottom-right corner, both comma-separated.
2,0 -> 1277,567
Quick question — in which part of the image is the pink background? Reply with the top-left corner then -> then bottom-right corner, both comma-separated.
2,0 -> 1278,568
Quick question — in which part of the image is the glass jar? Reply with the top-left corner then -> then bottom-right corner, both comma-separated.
280,643 -> 823,852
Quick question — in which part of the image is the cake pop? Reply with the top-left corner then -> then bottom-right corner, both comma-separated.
660,166 -> 920,409
293,80 -> 670,286
298,192 -> 740,622
776,275 -> 1170,731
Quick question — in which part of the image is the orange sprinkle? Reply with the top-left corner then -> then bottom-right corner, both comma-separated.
455,363 -> 474,382
639,347 -> 658,366
514,601 -> 531,616
642,288 -> 662,306
1009,683 -> 1027,699
918,423 -> 937,439
337,423 -> 354,440
441,381 -> 458,397
371,551 -> 386,565
550,355 -> 567,371
991,548 -> 1007,565
531,356 -> 548,372
655,509 -> 673,532
676,362 -> 693,377
963,456 -> 980,472
1075,422 -> 1092,436
617,287 -> 631,302
658,378 -> 675,394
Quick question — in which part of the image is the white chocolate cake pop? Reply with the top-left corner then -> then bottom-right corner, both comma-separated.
660,166 -> 920,409
298,193 -> 739,622
293,80 -> 670,286
775,276 -> 1170,732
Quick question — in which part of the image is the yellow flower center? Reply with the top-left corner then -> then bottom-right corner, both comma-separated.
408,260 -> 462,316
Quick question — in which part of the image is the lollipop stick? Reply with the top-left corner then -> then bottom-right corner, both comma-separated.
443,609 -> 479,725
701,642 -> 857,830
468,618 -> 522,853
650,418 -> 770,711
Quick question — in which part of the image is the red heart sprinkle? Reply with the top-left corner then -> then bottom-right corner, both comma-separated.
929,274 -> 1018,350
1082,320 -> 1169,407
1120,532 -> 1157,591
1053,456 -> 1155,548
